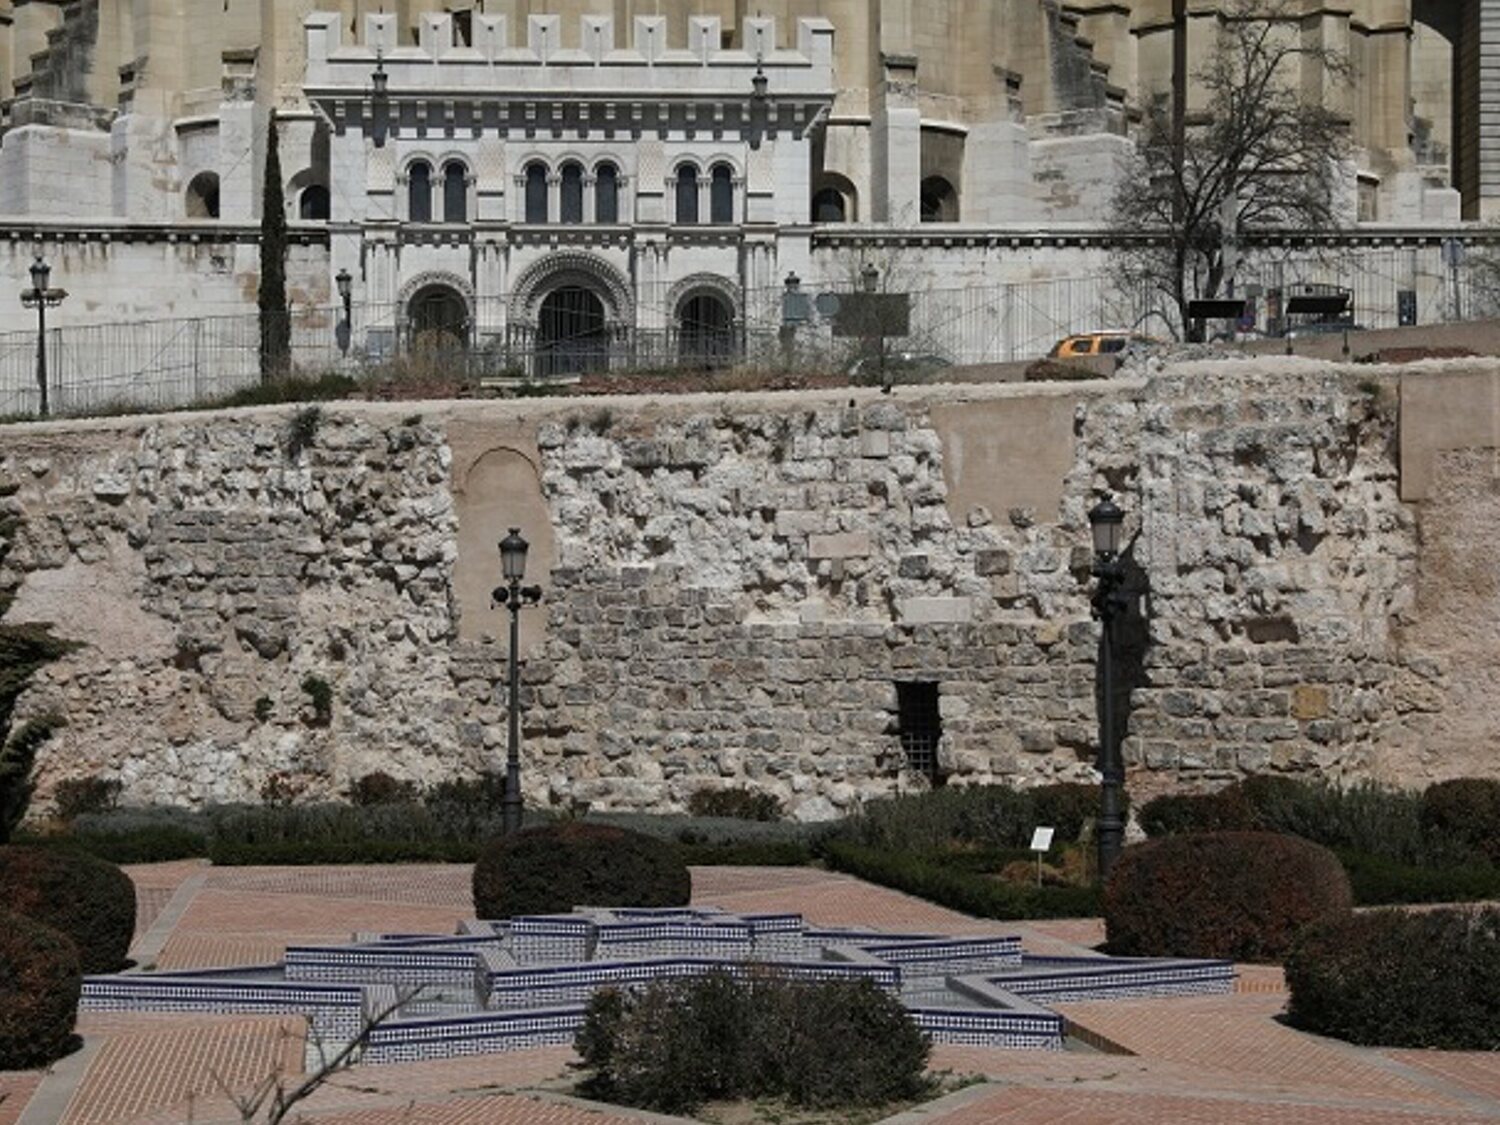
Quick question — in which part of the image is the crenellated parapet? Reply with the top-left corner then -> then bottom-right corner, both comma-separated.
305,11 -> 836,100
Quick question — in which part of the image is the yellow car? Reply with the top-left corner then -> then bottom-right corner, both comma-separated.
1048,331 -> 1159,358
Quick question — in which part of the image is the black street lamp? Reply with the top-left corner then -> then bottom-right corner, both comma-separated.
493,528 -> 543,836
1089,495 -> 1129,882
335,268 -> 353,357
19,254 -> 67,418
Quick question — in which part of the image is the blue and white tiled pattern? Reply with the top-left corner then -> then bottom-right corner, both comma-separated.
80,905 -> 1236,1064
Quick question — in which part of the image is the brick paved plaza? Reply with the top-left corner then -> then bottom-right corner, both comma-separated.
2,863 -> 1498,1125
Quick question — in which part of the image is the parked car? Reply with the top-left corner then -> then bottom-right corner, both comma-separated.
1048,331 -> 1160,358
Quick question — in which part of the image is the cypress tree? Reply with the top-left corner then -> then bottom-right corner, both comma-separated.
258,109 -> 290,378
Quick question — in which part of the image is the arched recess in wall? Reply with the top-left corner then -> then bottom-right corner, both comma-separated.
811,172 -> 858,223
920,127 -> 965,223
453,445 -> 555,654
185,172 -> 220,219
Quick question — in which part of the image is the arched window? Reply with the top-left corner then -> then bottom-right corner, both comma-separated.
524,162 -> 548,224
408,160 -> 433,222
675,164 -> 700,225
442,160 -> 468,223
920,175 -> 958,223
710,163 -> 734,224
560,162 -> 584,224
186,172 -> 220,219
596,162 -> 620,223
299,184 -> 330,221
812,187 -> 847,223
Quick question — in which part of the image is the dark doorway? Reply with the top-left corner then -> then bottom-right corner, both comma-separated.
407,285 -> 468,355
896,682 -> 944,785
537,286 -> 609,377
677,293 -> 735,368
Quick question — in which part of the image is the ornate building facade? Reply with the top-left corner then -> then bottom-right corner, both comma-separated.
0,1 -> 1489,364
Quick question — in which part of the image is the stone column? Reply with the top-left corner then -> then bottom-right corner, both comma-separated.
870,53 -> 920,225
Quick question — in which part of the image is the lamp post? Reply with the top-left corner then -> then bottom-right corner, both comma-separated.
19,254 -> 67,418
1089,495 -> 1129,882
493,528 -> 543,836
369,53 -> 391,148
335,268 -> 353,357
860,263 -> 889,393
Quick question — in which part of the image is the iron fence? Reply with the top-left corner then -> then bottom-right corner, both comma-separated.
0,246 -> 1492,419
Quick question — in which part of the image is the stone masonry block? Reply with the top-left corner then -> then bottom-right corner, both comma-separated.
898,597 -> 973,626
808,532 -> 872,559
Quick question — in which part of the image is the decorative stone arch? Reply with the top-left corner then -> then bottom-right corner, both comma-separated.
666,272 -> 743,322
508,252 -> 634,328
185,171 -> 220,219
398,270 -> 475,351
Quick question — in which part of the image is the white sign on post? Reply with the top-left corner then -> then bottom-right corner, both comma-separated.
1029,827 -> 1055,888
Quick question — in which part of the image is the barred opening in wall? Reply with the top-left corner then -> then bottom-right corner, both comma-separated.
896,682 -> 943,785
677,293 -> 735,369
537,286 -> 608,378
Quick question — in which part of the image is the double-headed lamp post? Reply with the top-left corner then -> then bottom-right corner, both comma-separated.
1089,496 -> 1129,882
20,254 -> 68,418
493,529 -> 543,836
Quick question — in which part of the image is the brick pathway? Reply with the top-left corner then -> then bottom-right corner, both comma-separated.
4,862 -> 1495,1125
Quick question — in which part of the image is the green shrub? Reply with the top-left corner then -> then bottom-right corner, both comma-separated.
1420,779 -> 1500,866
208,802 -> 513,865
576,971 -> 931,1115
0,845 -> 136,973
1030,781 -> 1123,843
1137,787 -> 1252,837
840,786 -> 1034,852
1104,831 -> 1352,962
347,771 -> 419,807
424,773 -> 505,811
472,822 -> 690,918
685,787 -> 784,822
0,908 -> 81,1068
64,808 -> 210,863
823,841 -> 1101,920
1286,907 -> 1500,1049
1337,848 -> 1500,906
53,776 -> 123,821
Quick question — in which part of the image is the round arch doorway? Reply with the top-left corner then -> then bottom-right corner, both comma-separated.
537,285 -> 609,377
407,284 -> 469,357
677,292 -> 736,369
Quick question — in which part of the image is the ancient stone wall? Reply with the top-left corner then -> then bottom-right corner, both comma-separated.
0,361 -> 1496,818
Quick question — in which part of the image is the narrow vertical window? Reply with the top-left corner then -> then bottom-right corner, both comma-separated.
443,161 -> 467,223
710,163 -> 734,224
595,162 -> 619,223
560,162 -> 584,223
896,682 -> 944,786
408,160 -> 432,222
525,162 -> 548,223
675,164 -> 700,224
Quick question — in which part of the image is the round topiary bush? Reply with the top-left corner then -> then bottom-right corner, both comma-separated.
1420,778 -> 1500,865
1104,831 -> 1352,961
472,822 -> 691,918
0,845 -> 137,973
0,907 -> 82,1068
1286,906 -> 1500,1049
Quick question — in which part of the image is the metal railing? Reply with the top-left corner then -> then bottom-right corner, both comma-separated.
0,247 -> 1492,419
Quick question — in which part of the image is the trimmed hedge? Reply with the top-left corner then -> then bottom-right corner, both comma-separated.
1338,848 -> 1500,907
576,971 -> 931,1114
0,908 -> 81,1068
1104,831 -> 1352,961
823,840 -> 1101,920
1420,779 -> 1500,866
838,783 -> 1124,855
1286,907 -> 1500,1049
0,845 -> 136,973
473,822 -> 691,918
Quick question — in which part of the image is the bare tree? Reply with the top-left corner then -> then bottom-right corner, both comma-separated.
1111,0 -> 1352,339
204,988 -> 417,1124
